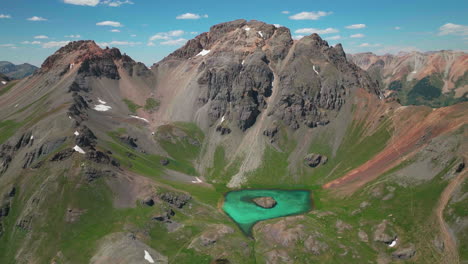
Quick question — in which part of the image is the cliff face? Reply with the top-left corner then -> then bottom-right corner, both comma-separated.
154,19 -> 379,132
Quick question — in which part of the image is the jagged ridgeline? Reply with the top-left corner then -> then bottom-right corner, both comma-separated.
0,19 -> 466,264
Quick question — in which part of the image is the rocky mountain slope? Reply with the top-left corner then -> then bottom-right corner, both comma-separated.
0,61 -> 38,80
348,51 -> 468,107
0,20 -> 466,264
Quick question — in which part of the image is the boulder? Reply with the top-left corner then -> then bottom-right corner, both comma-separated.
373,220 -> 397,244
304,153 -> 328,168
142,197 -> 155,206
158,192 -> 191,208
216,125 -> 231,135
392,244 -> 416,260
263,124 -> 279,143
358,230 -> 369,242
335,220 -> 352,233
252,196 -> 277,208
196,225 -> 234,247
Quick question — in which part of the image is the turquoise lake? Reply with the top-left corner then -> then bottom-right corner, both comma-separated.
222,189 -> 312,235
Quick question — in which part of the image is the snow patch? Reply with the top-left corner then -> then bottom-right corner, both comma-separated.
14,104 -> 19,108
196,49 -> 210,56
258,31 -> 263,38
69,63 -> 74,69
130,115 -> 149,123
30,135 -> 34,140
74,131 -> 79,136
313,65 -> 319,75
68,116 -> 72,119
221,115 -> 225,123
93,104 -> 112,111
241,60 -> 245,65
411,71 -> 417,74
244,27 -> 251,31
73,145 -> 86,154
144,250 -> 155,263
1,81 -> 6,85
191,177 -> 203,184
388,238 -> 397,248
94,97 -> 111,111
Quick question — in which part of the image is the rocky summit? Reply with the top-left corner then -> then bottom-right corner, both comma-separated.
0,18 -> 467,264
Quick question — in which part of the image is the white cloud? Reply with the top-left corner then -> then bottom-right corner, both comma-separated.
345,24 -> 366,29
273,24 -> 282,28
438,23 -> 468,36
350,33 -> 364,38
281,11 -> 290,14
101,0 -> 134,7
289,11 -> 332,20
42,41 -> 71,48
176,13 -> 208,20
325,35 -> 341,40
96,21 -> 123,27
358,43 -> 381,47
375,45 -> 420,55
21,41 -> 41,45
110,29 -> 120,32
0,14 -> 11,19
63,0 -> 99,6
148,30 -> 185,46
65,34 -> 81,38
160,38 -> 187,46
394,26 -> 401,30
292,35 -> 304,40
34,35 -> 49,39
27,16 -> 47,21
98,41 -> 141,47
190,31 -> 198,35
295,28 -> 339,35
0,44 -> 16,47
130,34 -> 137,37
168,30 -> 185,37
110,41 -> 140,46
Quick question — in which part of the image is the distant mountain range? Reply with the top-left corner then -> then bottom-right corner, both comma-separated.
0,61 -> 38,80
348,51 -> 468,107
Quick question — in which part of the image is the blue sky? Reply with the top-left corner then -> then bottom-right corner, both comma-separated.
0,0 -> 467,66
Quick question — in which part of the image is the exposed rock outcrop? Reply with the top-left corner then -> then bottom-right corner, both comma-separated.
196,225 -> 234,247
304,153 -> 328,168
392,244 -> 416,260
263,123 -> 279,143
83,167 -> 115,182
373,220 -> 397,244
304,235 -> 329,255
23,137 -> 67,168
252,196 -> 277,208
160,159 -> 169,166
157,192 -> 191,208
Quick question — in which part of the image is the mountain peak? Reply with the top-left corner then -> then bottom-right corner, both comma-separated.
164,19 -> 291,61
39,40 -> 126,74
